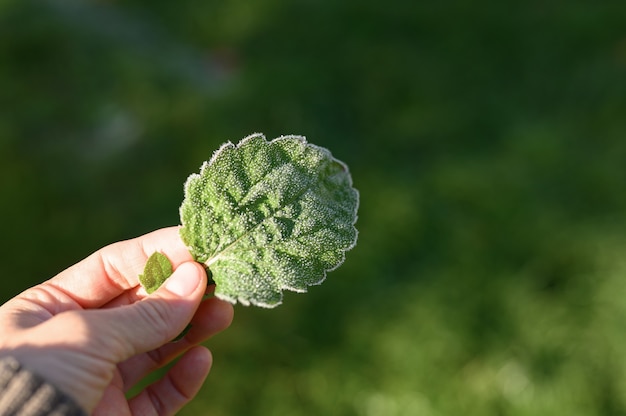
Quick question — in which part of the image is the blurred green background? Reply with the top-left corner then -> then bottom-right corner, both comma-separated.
3,0 -> 626,414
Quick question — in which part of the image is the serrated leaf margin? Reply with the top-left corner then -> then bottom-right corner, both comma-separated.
179,132 -> 360,307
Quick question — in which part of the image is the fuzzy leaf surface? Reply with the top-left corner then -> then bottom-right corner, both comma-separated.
179,133 -> 359,307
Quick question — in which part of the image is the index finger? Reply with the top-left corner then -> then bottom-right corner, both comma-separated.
46,227 -> 194,308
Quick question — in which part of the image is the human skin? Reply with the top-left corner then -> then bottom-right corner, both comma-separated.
0,227 -> 234,415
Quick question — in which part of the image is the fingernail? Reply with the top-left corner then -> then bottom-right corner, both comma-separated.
165,263 -> 200,297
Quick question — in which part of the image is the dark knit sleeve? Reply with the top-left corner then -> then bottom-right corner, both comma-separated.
0,356 -> 86,416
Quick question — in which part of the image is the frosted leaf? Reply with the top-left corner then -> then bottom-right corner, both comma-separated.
179,133 -> 359,307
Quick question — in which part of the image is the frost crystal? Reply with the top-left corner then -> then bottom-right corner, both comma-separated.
179,133 -> 359,307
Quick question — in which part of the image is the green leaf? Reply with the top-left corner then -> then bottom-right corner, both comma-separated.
179,133 -> 359,307
139,251 -> 173,294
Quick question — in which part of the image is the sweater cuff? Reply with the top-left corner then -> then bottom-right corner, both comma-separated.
0,356 -> 86,416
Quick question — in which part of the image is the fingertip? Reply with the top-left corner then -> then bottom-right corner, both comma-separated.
162,261 -> 206,298
205,288 -> 235,324
170,345 -> 212,399
186,345 -> 213,371
189,296 -> 234,336
212,297 -> 235,330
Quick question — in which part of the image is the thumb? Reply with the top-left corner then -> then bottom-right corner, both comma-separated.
104,261 -> 207,359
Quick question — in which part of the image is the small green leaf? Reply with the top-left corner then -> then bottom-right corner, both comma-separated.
179,133 -> 359,307
139,251 -> 173,294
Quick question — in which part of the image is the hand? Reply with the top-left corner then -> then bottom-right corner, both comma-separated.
0,227 -> 234,415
